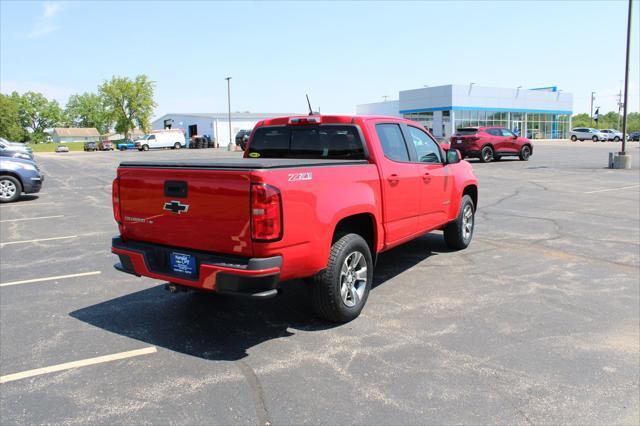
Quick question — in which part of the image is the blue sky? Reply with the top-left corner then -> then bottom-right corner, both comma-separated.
1,0 -> 638,119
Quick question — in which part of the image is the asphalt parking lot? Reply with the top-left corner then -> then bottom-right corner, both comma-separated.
1,142 -> 638,425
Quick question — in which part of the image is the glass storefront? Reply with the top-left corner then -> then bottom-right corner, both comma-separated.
448,110 -> 569,139
403,112 -> 433,131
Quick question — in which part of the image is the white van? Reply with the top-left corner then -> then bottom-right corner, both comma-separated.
135,130 -> 186,151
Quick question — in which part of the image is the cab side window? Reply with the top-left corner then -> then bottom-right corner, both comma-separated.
407,126 -> 442,163
376,124 -> 410,162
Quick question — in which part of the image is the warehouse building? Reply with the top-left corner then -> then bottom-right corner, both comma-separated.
50,127 -> 100,143
152,112 -> 300,147
357,84 -> 573,139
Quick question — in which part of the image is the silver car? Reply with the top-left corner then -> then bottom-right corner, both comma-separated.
569,128 -> 608,142
599,129 -> 623,141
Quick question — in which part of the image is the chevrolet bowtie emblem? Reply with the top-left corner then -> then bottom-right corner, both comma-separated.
163,200 -> 189,214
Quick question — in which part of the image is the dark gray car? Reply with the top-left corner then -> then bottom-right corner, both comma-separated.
0,157 -> 44,202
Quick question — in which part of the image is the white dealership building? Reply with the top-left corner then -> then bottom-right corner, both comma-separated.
357,84 -> 573,139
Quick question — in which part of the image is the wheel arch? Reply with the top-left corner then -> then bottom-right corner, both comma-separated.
0,171 -> 24,186
332,213 -> 378,262
462,184 -> 478,212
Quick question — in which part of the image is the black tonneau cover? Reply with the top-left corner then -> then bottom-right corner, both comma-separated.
119,158 -> 369,169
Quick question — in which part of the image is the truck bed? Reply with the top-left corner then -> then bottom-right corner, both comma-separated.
119,158 -> 369,169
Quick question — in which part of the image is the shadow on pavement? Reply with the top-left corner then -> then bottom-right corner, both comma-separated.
70,233 -> 451,361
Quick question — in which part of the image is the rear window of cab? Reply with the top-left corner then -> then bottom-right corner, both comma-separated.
248,125 -> 365,159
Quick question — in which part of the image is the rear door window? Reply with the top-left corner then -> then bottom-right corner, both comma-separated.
375,124 -> 410,162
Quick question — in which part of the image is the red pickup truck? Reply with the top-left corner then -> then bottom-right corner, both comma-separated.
111,115 -> 478,322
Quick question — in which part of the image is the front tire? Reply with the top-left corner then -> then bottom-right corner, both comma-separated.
479,145 -> 493,163
0,175 -> 22,203
570,135 -> 577,141
592,136 -> 598,142
443,195 -> 475,250
310,234 -> 373,323
174,142 -> 181,149
614,136 -> 620,142
519,145 -> 531,161
142,144 -> 149,151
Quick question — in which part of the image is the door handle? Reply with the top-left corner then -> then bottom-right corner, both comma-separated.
423,172 -> 432,183
387,174 -> 399,183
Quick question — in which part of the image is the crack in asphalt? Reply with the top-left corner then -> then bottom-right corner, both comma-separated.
237,360 -> 272,426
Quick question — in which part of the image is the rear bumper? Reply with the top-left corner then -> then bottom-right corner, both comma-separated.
111,237 -> 281,298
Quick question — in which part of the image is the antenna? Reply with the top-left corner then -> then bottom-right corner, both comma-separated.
306,94 -> 314,115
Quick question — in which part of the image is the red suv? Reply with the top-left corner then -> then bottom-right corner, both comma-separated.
450,127 -> 532,163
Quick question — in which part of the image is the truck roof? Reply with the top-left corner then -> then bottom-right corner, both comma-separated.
256,114 -> 410,127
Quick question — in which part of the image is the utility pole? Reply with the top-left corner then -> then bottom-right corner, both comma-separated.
620,0 -> 632,155
590,92 -> 595,127
617,89 -> 623,130
225,77 -> 232,147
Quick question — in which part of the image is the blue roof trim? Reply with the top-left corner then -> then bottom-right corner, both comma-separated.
529,86 -> 558,92
399,106 -> 572,114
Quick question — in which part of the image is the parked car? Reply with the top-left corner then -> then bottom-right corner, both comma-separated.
0,138 -> 33,155
117,140 -> 136,151
235,129 -> 252,150
84,141 -> 98,151
99,140 -> 114,151
134,130 -> 186,151
0,157 -> 44,203
450,127 -> 533,163
627,131 -> 640,141
600,129 -> 623,141
111,114 -> 478,323
55,145 -> 69,153
0,149 -> 33,161
569,128 -> 608,142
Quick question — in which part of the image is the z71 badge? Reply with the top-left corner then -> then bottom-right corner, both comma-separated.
288,172 -> 312,182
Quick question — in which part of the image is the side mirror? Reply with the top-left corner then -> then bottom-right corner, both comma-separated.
446,149 -> 461,164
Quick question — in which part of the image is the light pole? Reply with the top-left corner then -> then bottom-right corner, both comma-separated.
225,77 -> 232,148
620,0 -> 632,155
590,91 -> 595,127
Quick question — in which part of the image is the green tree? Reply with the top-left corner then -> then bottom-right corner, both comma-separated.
66,92 -> 111,134
99,75 -> 156,139
17,91 -> 65,142
0,93 -> 26,142
571,113 -> 591,128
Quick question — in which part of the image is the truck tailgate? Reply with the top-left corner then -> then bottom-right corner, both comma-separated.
117,167 -> 252,257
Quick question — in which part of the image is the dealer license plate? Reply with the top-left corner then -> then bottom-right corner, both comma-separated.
170,252 -> 196,276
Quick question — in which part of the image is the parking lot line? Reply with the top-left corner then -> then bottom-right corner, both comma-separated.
0,271 -> 101,287
0,347 -> 157,384
0,202 -> 55,208
0,235 -> 77,247
584,184 -> 640,194
0,215 -> 64,223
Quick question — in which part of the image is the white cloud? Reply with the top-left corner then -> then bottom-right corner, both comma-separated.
43,2 -> 62,18
28,1 -> 64,39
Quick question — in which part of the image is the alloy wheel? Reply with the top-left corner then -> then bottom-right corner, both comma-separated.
0,179 -> 17,200
340,251 -> 367,308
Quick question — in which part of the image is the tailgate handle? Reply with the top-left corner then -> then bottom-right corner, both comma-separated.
164,181 -> 188,198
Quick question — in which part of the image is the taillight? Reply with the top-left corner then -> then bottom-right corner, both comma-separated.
112,177 -> 121,223
251,183 -> 282,242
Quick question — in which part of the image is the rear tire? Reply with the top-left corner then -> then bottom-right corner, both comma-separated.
570,135 -> 577,141
0,175 -> 22,203
310,233 -> 373,323
479,145 -> 493,163
519,145 -> 531,161
443,195 -> 475,250
174,142 -> 181,149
